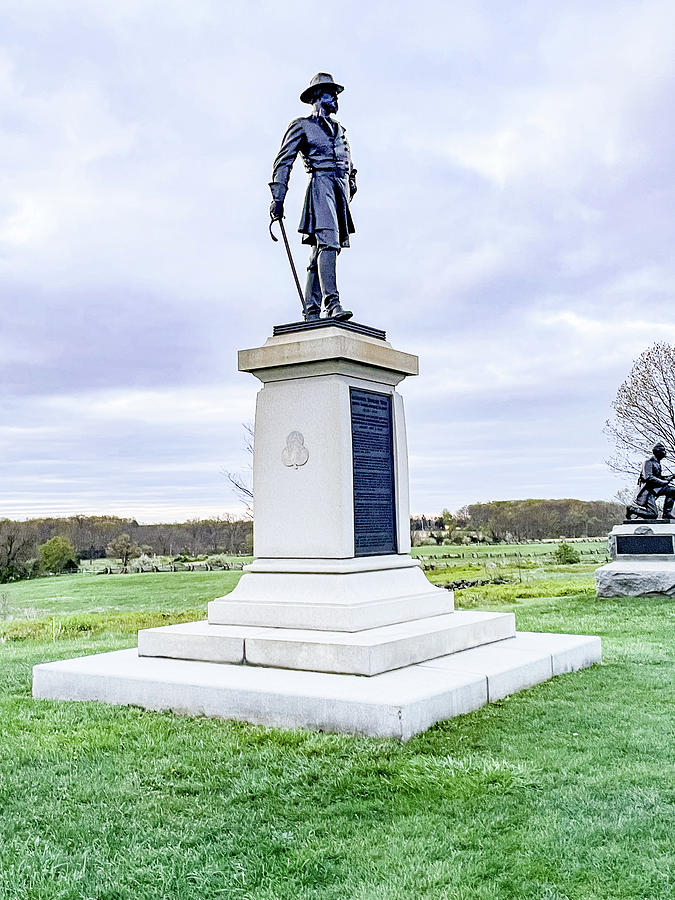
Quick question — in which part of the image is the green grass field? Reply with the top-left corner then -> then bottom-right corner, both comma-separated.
411,539 -> 607,558
0,548 -> 673,899
0,570 -> 241,617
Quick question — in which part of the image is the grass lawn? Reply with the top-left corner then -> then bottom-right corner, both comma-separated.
0,571 -> 241,617
0,559 -> 673,899
411,539 -> 607,559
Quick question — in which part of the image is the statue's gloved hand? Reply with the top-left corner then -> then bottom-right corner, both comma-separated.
349,169 -> 358,201
270,199 -> 284,221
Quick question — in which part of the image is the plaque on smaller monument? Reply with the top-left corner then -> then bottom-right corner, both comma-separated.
616,534 -> 674,555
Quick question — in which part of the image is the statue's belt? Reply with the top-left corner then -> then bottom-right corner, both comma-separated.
304,165 -> 350,177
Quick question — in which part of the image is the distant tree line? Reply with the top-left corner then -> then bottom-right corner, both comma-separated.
446,499 -> 623,543
0,515 -> 252,582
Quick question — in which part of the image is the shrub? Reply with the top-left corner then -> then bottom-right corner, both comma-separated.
554,542 -> 581,564
135,553 -> 156,569
23,558 -> 42,579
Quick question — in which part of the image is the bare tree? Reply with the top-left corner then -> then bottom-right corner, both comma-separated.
606,342 -> 675,475
224,422 -> 254,517
106,533 -> 141,567
0,520 -> 32,582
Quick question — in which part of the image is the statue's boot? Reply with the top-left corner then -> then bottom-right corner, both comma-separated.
627,502 -> 656,520
318,248 -> 353,321
303,254 -> 322,321
662,499 -> 674,519
626,505 -> 641,520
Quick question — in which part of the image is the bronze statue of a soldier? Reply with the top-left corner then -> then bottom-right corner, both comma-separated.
626,442 -> 675,520
269,73 -> 357,322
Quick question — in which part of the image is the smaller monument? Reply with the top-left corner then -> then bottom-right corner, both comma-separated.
596,443 -> 675,597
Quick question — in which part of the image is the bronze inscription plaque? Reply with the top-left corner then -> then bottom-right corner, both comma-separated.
350,388 -> 397,556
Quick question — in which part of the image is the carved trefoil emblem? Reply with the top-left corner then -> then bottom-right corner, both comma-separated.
281,431 -> 309,468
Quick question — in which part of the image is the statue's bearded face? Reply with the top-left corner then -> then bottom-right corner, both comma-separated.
654,444 -> 667,459
315,90 -> 338,115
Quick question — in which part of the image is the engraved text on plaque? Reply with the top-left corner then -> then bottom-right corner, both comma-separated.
350,388 -> 397,556
616,534 -> 674,555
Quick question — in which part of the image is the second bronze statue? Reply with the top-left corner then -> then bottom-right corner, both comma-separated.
626,442 -> 675,521
269,73 -> 357,322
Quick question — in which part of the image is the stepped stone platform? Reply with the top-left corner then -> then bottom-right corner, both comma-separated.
33,631 -> 601,740
137,610 -> 516,675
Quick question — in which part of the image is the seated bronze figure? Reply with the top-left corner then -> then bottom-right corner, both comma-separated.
626,442 -> 675,520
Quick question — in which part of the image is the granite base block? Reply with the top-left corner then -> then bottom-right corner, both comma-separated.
510,631 -> 603,675
595,559 -> 675,597
419,638 -> 553,701
208,556 -> 452,632
138,610 -> 515,676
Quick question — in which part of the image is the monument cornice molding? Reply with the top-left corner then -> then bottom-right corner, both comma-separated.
238,328 -> 419,384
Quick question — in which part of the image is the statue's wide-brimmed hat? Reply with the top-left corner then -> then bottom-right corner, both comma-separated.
300,72 -> 344,104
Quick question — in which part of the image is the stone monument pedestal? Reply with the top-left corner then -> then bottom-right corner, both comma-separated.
596,521 -> 675,597
33,322 -> 601,738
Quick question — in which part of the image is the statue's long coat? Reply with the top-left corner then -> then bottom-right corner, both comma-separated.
270,115 -> 356,247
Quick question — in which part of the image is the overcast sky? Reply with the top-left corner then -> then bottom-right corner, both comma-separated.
1,0 -> 674,522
